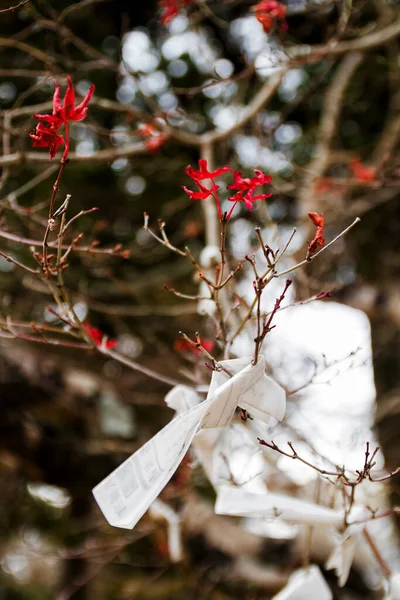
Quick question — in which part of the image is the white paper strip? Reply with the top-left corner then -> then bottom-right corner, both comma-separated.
272,565 -> 332,600
215,486 -> 346,526
325,511 -> 366,587
149,499 -> 183,563
93,355 -> 286,529
93,400 -> 206,529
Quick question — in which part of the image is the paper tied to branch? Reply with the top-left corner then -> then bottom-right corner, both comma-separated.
215,486 -> 347,525
167,356 -> 285,492
92,355 -> 286,529
325,506 -> 368,587
271,565 -> 333,600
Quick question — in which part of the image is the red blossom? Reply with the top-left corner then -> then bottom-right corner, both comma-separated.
307,212 -> 325,257
174,337 -> 214,356
227,169 -> 272,216
350,159 -> 377,184
31,76 -> 95,159
182,161 -> 272,221
253,0 -> 287,33
186,159 -> 231,182
29,122 -> 65,159
182,159 -> 231,219
182,181 -> 219,201
84,323 -> 117,349
34,77 -> 95,127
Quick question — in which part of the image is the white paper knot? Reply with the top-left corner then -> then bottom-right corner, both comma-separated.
92,355 -> 286,529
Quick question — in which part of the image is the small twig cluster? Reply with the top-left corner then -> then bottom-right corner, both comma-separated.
258,439 -> 400,526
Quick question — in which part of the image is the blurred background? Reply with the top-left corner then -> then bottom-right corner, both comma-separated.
0,0 -> 399,598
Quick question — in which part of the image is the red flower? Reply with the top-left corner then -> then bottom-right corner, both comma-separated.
29,122 -> 65,160
227,169 -> 272,215
307,212 -> 325,257
84,323 -> 117,349
34,77 -> 95,128
253,1 -> 287,33
182,159 -> 231,219
31,77 -> 95,159
137,123 -> 169,155
174,337 -> 214,356
183,161 -> 272,221
186,159 -> 231,182
159,0 -> 193,25
182,181 -> 219,201
349,159 -> 376,184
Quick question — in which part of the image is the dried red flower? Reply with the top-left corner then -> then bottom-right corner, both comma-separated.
227,169 -> 272,217
307,212 -> 325,256
350,159 -> 376,184
84,323 -> 117,349
29,122 -> 65,159
253,0 -> 287,33
31,77 -> 95,159
174,337 -> 214,356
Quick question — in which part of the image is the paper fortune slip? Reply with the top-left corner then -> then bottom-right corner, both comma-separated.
215,486 -> 346,525
92,355 -> 286,529
272,565 -> 333,600
325,510 -> 367,587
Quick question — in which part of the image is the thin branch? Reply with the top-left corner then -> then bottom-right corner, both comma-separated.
363,528 -> 392,579
298,52 -> 364,210
143,213 -> 186,257
0,38 -> 55,65
258,439 -> 345,478
0,0 -> 29,13
274,218 -> 361,278
98,346 -> 191,388
178,331 -> 232,377
0,250 -> 38,274
289,17 -> 400,59
60,207 -> 99,235
0,229 -> 129,257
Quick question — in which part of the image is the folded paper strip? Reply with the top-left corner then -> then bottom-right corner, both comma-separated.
325,508 -> 367,587
92,355 -> 286,529
271,565 -> 333,600
92,355 -> 370,589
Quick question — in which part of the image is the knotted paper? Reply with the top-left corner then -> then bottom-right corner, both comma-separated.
92,355 -> 286,529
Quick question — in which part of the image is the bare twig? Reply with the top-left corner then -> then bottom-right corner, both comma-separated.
274,218 -> 361,278
0,0 -> 29,13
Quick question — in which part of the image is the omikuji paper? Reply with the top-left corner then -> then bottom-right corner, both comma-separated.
92,355 -> 286,529
272,565 -> 332,600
